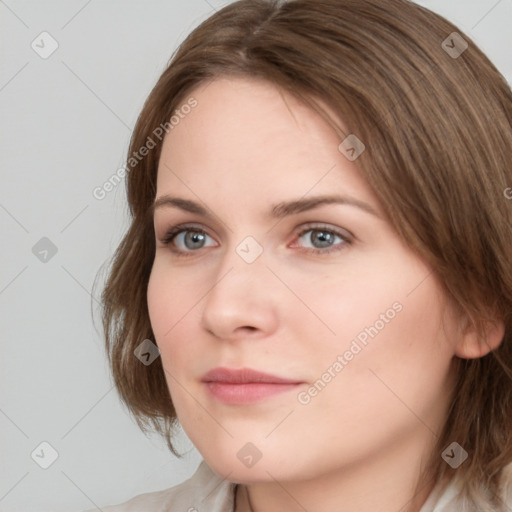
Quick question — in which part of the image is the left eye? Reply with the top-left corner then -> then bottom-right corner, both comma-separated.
295,228 -> 348,250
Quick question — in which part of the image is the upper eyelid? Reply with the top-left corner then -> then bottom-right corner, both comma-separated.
296,224 -> 352,237
156,219 -> 217,236
160,223 -> 217,244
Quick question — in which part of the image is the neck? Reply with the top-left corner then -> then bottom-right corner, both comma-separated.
235,431 -> 438,512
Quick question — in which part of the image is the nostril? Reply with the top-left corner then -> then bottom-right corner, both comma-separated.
241,326 -> 257,332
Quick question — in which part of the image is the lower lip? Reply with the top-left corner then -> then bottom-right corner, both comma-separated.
204,382 -> 301,404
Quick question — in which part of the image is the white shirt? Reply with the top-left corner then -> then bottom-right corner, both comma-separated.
82,459 -> 510,511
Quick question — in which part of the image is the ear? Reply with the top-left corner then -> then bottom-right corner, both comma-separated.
454,314 -> 506,359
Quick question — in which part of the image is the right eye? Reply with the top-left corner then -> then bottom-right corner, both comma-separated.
161,226 -> 217,255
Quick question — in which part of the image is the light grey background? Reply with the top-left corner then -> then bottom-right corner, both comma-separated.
1,1 -> 511,511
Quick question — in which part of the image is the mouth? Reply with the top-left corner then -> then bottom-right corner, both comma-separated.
201,367 -> 304,405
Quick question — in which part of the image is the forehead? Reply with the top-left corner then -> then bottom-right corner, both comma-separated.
156,77 -> 379,213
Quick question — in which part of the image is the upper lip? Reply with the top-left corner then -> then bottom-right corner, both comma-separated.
201,367 -> 302,384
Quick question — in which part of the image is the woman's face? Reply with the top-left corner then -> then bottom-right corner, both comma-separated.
147,77 -> 461,483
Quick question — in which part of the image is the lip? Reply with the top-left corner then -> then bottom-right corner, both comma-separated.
201,367 -> 304,404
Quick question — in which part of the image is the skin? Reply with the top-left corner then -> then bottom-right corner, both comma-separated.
147,77 -> 504,512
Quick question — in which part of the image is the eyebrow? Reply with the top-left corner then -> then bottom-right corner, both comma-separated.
152,194 -> 380,219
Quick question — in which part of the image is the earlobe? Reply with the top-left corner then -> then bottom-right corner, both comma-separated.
454,314 -> 506,359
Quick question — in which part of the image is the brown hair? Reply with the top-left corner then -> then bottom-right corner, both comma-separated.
99,0 -> 512,509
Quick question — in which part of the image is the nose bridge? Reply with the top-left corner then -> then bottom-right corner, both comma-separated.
214,233 -> 267,287
207,237 -> 268,306
200,236 -> 277,337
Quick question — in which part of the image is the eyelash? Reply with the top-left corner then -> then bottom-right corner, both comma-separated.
159,223 -> 353,258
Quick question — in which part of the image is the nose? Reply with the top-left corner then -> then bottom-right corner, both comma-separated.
200,246 -> 279,341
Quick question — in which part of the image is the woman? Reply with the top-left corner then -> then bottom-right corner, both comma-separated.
88,0 -> 512,510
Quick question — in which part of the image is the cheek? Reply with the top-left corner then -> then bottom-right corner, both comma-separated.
147,264 -> 173,340
292,251 -> 455,407
147,259 -> 207,377
317,278 -> 454,428
277,256 -> 405,350
147,258 -> 204,339
289,289 -> 454,471
147,263 -> 185,373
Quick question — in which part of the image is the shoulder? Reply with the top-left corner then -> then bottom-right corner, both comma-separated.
81,460 -> 236,512
420,463 -> 512,512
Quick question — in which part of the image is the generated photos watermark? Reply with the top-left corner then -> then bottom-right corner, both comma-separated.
297,301 -> 403,405
92,97 -> 198,200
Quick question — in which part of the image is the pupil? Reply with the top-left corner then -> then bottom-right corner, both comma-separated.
312,230 -> 333,248
185,231 -> 205,249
